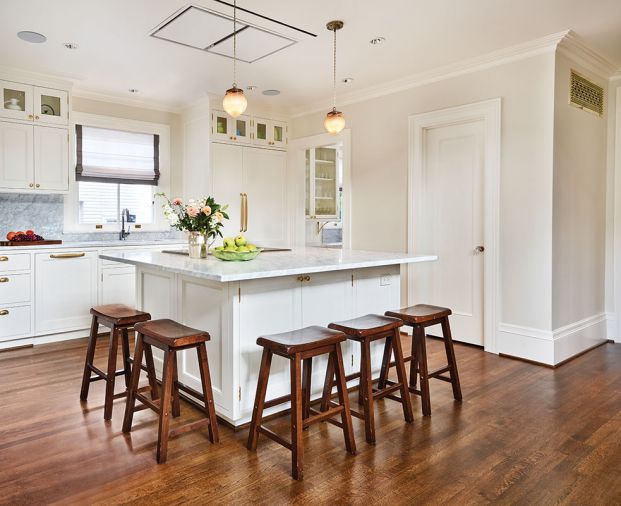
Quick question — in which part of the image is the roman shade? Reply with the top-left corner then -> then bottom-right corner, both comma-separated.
75,125 -> 160,185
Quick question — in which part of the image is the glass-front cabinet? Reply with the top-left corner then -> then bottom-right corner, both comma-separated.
305,146 -> 338,219
211,110 -> 250,144
1,81 -> 68,125
253,117 -> 287,148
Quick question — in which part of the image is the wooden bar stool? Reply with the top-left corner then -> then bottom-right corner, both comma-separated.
79,304 -> 154,420
122,319 -> 219,464
325,314 -> 414,444
246,325 -> 356,480
384,304 -> 462,416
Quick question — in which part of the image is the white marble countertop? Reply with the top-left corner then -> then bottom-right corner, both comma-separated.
0,239 -> 186,252
99,248 -> 437,282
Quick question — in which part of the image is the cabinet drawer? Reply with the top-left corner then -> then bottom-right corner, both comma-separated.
0,305 -> 31,342
0,273 -> 30,304
0,253 -> 30,271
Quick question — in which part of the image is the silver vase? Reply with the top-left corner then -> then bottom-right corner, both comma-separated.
187,231 -> 206,259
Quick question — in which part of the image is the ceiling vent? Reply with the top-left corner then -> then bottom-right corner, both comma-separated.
569,69 -> 604,116
150,2 -> 316,63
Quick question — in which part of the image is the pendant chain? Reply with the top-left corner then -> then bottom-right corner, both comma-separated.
233,0 -> 237,88
332,27 -> 337,111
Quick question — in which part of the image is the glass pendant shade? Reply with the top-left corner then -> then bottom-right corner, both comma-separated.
222,87 -> 247,117
324,109 -> 345,134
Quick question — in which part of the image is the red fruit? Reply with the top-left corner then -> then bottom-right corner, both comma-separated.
25,230 -> 34,236
15,231 -> 24,236
6,231 -> 15,241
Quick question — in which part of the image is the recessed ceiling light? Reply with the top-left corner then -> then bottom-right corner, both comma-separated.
128,89 -> 139,93
342,77 -> 354,84
369,36 -> 386,45
63,42 -> 79,50
246,85 -> 258,91
262,89 -> 280,96
17,31 -> 47,43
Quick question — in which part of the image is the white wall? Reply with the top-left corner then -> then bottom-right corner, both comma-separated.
610,78 -> 621,343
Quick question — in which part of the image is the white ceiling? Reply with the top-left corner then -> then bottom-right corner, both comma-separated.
1,0 -> 620,114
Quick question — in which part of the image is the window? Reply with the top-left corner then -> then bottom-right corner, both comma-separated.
75,124 -> 160,226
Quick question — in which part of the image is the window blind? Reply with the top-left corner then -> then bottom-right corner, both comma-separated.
75,125 -> 160,185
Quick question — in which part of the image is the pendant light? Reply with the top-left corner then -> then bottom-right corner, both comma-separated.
222,0 -> 247,117
324,20 -> 345,135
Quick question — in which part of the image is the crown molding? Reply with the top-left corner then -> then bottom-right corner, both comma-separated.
610,71 -> 621,82
557,30 -> 618,80
72,88 -> 183,114
0,64 -> 76,90
291,30 -> 569,117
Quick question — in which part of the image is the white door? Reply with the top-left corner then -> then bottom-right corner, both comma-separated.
211,143 -> 244,240
0,121 -> 34,190
243,148 -> 287,246
34,125 -> 68,191
33,87 -> 68,126
412,120 -> 485,345
0,80 -> 33,122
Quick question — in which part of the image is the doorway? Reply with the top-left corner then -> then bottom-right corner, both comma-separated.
408,99 -> 500,352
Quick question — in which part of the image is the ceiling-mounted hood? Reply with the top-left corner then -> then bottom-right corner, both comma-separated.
150,2 -> 316,63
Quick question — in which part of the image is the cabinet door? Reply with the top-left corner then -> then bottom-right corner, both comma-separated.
270,120 -> 287,149
0,121 -> 34,190
35,252 -> 98,334
212,111 -> 250,145
101,266 -> 136,306
211,143 -> 244,240
243,148 -> 287,246
252,117 -> 270,147
34,125 -> 69,191
0,80 -> 33,122
33,87 -> 68,126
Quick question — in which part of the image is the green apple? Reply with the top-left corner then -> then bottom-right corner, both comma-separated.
223,237 -> 235,248
214,246 -> 224,251
224,246 -> 237,252
235,234 -> 247,247
247,244 -> 257,251
237,246 -> 250,253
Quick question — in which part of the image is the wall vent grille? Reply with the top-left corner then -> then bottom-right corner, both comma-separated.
569,70 -> 604,116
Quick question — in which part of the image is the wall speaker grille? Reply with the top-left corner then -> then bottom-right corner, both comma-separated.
570,70 -> 604,116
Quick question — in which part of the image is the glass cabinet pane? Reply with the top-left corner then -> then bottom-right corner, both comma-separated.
273,125 -> 283,142
3,87 -> 26,112
216,116 -> 228,134
256,122 -> 267,140
236,119 -> 247,137
40,94 -> 61,117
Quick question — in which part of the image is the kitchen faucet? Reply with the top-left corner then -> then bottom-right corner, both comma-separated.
120,208 -> 131,240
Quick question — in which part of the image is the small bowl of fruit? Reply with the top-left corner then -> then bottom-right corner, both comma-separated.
212,235 -> 262,261
6,230 -> 45,243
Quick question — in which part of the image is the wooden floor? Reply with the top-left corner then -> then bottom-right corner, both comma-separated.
1,336 -> 621,505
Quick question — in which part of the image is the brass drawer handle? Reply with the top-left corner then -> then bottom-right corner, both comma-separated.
0,277 -> 8,283
0,256 -> 8,262
297,275 -> 311,282
0,310 -> 9,316
50,253 -> 86,259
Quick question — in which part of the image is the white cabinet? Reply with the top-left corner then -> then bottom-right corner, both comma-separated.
35,252 -> 98,334
253,117 -> 287,149
33,87 -> 69,126
100,266 -> 136,306
34,126 -> 69,191
1,80 -> 68,125
211,110 -> 287,150
0,80 -> 33,122
0,121 -> 34,190
211,111 -> 251,144
306,146 -> 339,219
211,143 -> 288,246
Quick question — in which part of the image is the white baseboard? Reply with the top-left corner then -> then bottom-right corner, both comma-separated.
606,312 -> 618,343
0,328 -> 90,350
498,313 -> 608,366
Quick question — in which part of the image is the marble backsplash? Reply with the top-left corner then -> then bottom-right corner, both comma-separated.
0,193 -> 183,242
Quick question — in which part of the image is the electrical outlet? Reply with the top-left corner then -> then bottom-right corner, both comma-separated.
380,275 -> 392,286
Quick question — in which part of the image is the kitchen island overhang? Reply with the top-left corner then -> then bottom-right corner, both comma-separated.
100,248 -> 436,426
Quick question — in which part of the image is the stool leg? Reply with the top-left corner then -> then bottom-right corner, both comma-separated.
171,353 -> 181,418
247,349 -> 272,451
409,327 -> 418,389
414,326 -> 431,416
157,349 -> 175,464
302,358 -> 312,422
391,328 -> 414,423
121,328 -> 131,389
144,342 -> 160,401
441,317 -> 462,401
104,326 -> 120,420
360,338 -> 376,444
290,353 -> 304,480
333,344 -> 356,455
320,352 -> 334,413
122,333 -> 144,433
378,337 -> 393,390
357,341 -> 364,406
80,315 -> 99,401
197,343 -> 219,444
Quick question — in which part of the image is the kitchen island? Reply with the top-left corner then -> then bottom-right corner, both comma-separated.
100,248 -> 436,426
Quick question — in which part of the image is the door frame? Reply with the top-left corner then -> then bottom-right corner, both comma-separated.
408,98 -> 501,353
288,129 -> 352,248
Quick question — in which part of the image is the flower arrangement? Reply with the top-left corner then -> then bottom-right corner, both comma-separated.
156,193 -> 229,258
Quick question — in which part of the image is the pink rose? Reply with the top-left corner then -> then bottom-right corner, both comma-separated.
202,206 -> 212,216
187,206 -> 199,218
215,211 -> 224,222
172,198 -> 183,206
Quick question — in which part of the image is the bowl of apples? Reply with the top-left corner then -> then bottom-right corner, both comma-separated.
212,235 -> 262,261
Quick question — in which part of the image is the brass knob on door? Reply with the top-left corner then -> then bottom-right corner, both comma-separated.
304,275 -> 310,281
35,183 -> 40,188
297,276 -> 304,282
0,277 -> 9,283
35,115 -> 40,120
29,183 -> 34,188
474,245 -> 485,254
28,114 -> 33,120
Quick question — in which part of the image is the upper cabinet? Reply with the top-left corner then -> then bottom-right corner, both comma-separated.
1,81 -> 68,125
211,110 -> 287,150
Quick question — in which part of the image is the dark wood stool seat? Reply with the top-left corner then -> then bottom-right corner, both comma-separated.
325,314 -> 413,443
247,325 -> 356,480
79,304 -> 154,420
384,304 -> 462,416
122,319 -> 219,463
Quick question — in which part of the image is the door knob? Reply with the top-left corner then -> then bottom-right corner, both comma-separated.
474,245 -> 485,254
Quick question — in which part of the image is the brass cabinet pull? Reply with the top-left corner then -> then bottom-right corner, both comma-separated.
243,193 -> 248,232
35,183 -> 40,188
35,115 -> 40,120
304,275 -> 310,281
0,310 -> 9,316
0,256 -> 8,262
29,183 -> 34,188
0,277 -> 8,283
27,114 -> 33,120
49,252 -> 86,259
239,193 -> 245,232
